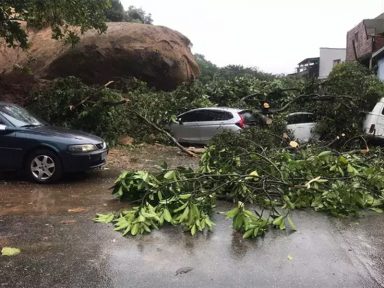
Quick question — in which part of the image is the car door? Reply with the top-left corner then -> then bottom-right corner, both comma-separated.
0,119 -> 23,170
170,110 -> 204,143
197,110 -> 234,143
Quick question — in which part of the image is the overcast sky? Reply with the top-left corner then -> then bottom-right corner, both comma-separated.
121,0 -> 384,74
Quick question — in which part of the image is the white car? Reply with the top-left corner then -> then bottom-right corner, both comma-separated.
364,97 -> 384,138
287,98 -> 384,143
169,107 -> 258,145
286,112 -> 317,142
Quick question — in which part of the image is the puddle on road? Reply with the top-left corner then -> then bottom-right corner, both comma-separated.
0,170 -> 119,216
99,208 -> 382,288
0,145 -> 198,217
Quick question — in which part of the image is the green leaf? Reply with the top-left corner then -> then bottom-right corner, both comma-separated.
370,207 -> 383,213
226,207 -> 239,218
174,202 -> 188,213
164,170 -> 176,180
248,170 -> 259,177
283,195 -> 295,209
163,208 -> 173,222
179,194 -> 191,200
137,215 -> 146,222
287,216 -> 297,231
233,214 -> 244,229
191,224 -> 196,236
179,206 -> 190,222
272,216 -> 284,229
204,217 -> 215,229
347,164 -> 358,175
243,229 -> 254,239
338,156 -> 348,165
272,216 -> 282,226
143,223 -> 151,233
122,226 -> 131,236
94,213 -> 114,223
318,151 -> 332,158
245,170 -> 259,180
131,224 -> 139,235
1,247 -> 21,256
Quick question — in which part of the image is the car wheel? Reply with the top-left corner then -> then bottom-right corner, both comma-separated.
26,149 -> 63,183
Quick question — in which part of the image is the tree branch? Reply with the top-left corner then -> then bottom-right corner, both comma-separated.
271,94 -> 356,113
132,111 -> 198,158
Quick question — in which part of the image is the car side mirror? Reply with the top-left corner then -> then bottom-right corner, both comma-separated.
177,118 -> 183,125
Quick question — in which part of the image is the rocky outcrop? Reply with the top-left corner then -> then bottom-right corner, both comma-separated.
0,22 -> 200,90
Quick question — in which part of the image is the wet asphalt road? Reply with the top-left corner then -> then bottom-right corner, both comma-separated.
1,169 -> 384,288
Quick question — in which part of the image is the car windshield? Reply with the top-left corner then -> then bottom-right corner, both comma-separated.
287,113 -> 315,125
0,104 -> 44,128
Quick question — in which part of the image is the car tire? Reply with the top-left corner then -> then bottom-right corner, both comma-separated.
26,149 -> 63,183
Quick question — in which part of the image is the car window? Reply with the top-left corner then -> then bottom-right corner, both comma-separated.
193,110 -> 212,121
180,111 -> 203,122
180,110 -> 233,122
202,110 -> 233,121
287,113 -> 314,124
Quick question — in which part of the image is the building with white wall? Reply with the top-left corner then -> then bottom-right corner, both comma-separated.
318,48 -> 346,79
371,47 -> 384,81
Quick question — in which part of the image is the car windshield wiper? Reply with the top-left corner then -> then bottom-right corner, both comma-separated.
21,124 -> 43,128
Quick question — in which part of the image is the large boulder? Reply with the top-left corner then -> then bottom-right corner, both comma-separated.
0,22 -> 199,90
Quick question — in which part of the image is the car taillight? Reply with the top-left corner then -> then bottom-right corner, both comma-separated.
236,114 -> 245,128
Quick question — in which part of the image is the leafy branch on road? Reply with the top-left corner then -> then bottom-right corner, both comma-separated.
95,131 -> 384,239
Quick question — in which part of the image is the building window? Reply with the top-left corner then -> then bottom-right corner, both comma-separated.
354,32 -> 359,42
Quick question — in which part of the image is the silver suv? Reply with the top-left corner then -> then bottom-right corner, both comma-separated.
169,107 -> 257,144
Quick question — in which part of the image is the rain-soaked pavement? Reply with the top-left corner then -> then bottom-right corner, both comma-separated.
1,147 -> 384,288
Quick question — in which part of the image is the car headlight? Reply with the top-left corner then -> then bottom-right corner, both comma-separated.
68,144 -> 98,153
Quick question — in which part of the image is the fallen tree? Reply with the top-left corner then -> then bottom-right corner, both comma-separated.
95,131 -> 384,238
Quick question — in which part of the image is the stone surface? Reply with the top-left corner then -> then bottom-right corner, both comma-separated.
0,22 -> 199,90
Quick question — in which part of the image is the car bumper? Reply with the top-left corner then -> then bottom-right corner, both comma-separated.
61,149 -> 108,172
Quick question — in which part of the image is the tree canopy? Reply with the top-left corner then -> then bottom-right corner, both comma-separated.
0,0 -> 111,49
105,0 -> 126,22
104,1 -> 153,24
124,5 -> 153,24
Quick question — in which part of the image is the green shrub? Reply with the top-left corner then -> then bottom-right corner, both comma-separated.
29,77 -> 129,144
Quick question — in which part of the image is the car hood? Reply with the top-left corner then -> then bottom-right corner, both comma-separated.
20,125 -> 104,144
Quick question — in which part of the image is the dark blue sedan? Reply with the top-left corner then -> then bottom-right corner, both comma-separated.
0,102 -> 108,183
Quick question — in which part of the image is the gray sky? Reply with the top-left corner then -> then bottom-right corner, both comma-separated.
121,0 -> 384,74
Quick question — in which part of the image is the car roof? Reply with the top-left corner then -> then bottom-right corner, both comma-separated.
180,107 -> 247,115
287,112 -> 314,116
